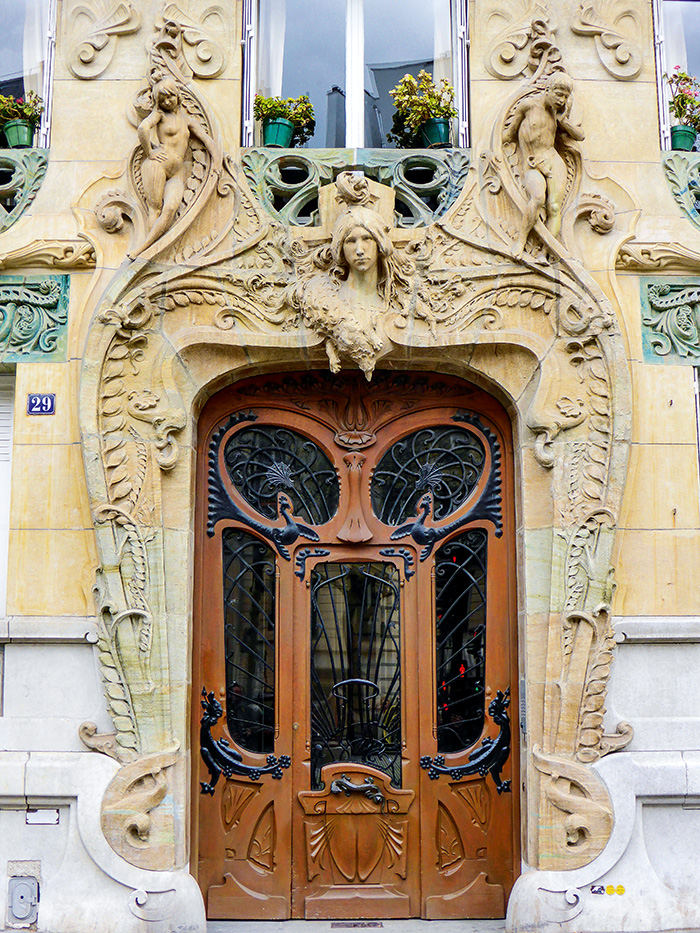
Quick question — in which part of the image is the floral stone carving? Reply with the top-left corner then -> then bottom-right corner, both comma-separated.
485,4 -> 561,80
641,278 -> 700,363
0,276 -> 69,362
77,14 -> 634,870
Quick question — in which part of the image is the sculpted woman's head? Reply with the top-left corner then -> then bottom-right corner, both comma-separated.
330,206 -> 393,276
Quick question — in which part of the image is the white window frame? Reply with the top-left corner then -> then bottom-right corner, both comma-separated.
242,0 -> 470,148
653,0 -> 700,150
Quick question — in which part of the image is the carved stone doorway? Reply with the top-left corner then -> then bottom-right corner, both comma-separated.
192,371 -> 519,920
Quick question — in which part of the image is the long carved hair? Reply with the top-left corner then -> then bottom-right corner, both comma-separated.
310,205 -> 411,307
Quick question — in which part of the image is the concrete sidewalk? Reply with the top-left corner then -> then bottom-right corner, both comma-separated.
207,922 -> 506,933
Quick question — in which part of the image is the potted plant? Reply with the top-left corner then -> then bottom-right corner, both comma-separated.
253,93 -> 315,148
387,70 -> 457,149
0,91 -> 44,148
665,67 -> 700,151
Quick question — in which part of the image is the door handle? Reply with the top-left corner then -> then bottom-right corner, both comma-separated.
199,687 -> 291,795
330,773 -> 385,807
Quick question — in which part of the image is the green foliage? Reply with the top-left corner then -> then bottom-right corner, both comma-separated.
387,70 -> 457,148
0,91 -> 44,126
253,93 -> 316,146
665,68 -> 700,132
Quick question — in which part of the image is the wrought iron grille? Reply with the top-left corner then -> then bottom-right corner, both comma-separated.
310,562 -> 402,789
222,529 -> 276,754
435,530 -> 488,753
371,427 -> 486,526
224,425 -> 339,524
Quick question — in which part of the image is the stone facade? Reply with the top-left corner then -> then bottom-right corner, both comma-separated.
1,1 -> 699,932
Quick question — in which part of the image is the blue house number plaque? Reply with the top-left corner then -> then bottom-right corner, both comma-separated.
27,393 -> 56,415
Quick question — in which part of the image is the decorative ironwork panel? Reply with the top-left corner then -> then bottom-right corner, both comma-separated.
224,425 -> 339,524
371,426 -> 486,526
222,529 -> 277,754
310,562 -> 401,789
435,530 -> 488,754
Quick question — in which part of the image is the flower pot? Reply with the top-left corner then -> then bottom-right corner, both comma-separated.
671,124 -> 697,151
3,119 -> 35,148
419,117 -> 451,149
262,118 -> 295,148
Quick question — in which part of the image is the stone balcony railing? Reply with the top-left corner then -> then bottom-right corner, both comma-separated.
662,150 -> 700,231
242,148 -> 470,227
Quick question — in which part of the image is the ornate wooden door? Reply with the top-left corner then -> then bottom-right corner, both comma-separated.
192,372 -> 518,920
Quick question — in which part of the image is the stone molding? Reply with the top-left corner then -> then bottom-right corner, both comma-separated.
0,615 -> 98,643
74,28 -> 636,876
614,616 -> 700,643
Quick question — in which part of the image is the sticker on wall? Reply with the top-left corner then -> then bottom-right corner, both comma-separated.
26,393 -> 55,415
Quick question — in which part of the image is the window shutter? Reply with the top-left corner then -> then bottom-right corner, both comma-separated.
242,0 -> 256,147
0,376 -> 15,617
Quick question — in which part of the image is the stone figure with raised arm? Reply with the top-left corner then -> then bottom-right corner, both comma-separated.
130,74 -> 219,258
503,71 -> 585,258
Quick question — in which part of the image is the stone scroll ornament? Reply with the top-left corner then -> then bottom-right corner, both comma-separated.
570,1 -> 643,80
64,0 -> 141,79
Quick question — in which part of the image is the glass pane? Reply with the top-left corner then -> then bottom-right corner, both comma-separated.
257,0 -> 346,148
224,425 -> 340,524
435,530 -> 487,753
364,0 -> 452,147
223,529 -> 276,754
371,426 -> 486,526
0,0 -> 47,99
664,1 -> 700,77
310,562 -> 401,788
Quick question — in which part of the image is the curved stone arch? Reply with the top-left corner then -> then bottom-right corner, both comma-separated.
78,239 -> 631,871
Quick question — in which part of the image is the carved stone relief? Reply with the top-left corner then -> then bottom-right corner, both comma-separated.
0,150 -> 48,235
64,0 -> 141,79
157,3 -> 229,79
571,1 -> 643,80
640,278 -> 700,364
662,153 -> 700,232
485,3 -> 561,80
100,749 -> 180,869
0,275 -> 69,362
76,16 -> 634,873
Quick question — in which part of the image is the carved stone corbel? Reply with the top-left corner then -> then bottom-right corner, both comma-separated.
571,1 -> 643,80
0,239 -> 95,271
101,749 -> 180,869
64,0 -> 141,79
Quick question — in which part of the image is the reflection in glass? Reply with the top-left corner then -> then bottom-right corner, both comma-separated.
663,1 -> 700,77
435,530 -> 487,753
310,562 -> 401,788
257,0 -> 346,147
0,0 -> 48,99
223,529 -> 276,754
365,0 -> 453,148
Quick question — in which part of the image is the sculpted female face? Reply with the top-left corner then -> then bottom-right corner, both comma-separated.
342,225 -> 379,272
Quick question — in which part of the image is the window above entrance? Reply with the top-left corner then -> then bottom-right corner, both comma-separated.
242,0 -> 469,148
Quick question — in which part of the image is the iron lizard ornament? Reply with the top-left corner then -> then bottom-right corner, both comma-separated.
199,688 -> 290,794
420,688 -> 512,794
